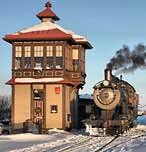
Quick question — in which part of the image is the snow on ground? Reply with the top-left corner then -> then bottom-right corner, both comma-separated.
0,116 -> 146,152
0,129 -> 74,152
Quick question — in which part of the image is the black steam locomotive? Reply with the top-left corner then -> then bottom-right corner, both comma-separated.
83,69 -> 138,135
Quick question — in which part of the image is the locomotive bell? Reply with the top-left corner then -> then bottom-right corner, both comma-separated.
104,68 -> 112,81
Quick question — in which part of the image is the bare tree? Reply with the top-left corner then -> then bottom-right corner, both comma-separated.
0,96 -> 11,121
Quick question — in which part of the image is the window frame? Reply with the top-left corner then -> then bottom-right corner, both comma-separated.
55,45 -> 63,69
15,46 -> 22,57
50,105 -> 58,113
34,46 -> 44,57
33,89 -> 44,100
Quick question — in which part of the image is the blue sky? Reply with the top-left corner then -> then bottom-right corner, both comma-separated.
0,0 -> 146,106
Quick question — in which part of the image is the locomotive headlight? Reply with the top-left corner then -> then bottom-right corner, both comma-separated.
103,80 -> 109,86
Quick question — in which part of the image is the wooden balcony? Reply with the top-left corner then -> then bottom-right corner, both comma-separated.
12,69 -> 86,83
13,69 -> 64,78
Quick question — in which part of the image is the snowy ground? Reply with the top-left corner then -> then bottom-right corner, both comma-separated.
0,116 -> 146,152
0,129 -> 74,152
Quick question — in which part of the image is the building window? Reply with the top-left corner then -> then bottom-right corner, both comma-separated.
72,49 -> 79,71
46,46 -> 53,69
15,58 -> 22,69
46,46 -> 53,56
46,57 -> 53,69
72,49 -> 78,60
14,46 -> 22,69
56,46 -> 62,56
50,105 -> 58,113
24,46 -> 31,68
34,46 -> 44,69
24,57 -> 31,68
56,57 -> 63,69
56,46 -> 63,69
33,89 -> 44,100
73,60 -> 79,71
34,57 -> 43,70
34,46 -> 43,57
24,46 -> 31,57
15,46 -> 22,57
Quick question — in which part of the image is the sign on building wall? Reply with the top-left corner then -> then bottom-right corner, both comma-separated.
54,86 -> 61,94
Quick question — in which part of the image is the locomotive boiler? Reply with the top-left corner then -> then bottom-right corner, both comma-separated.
83,68 -> 138,135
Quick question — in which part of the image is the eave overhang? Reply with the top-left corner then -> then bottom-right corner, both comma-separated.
6,77 -> 76,86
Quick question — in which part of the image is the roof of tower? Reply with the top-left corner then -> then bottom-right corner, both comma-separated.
3,2 -> 93,49
36,1 -> 60,21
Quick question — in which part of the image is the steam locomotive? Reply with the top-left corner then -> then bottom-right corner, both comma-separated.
83,69 -> 139,135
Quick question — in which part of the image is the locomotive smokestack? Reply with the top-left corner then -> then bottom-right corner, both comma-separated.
104,68 -> 112,81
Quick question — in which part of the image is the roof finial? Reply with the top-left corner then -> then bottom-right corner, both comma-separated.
36,1 -> 60,22
45,1 -> 52,8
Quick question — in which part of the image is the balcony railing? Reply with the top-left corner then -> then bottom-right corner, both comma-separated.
12,69 -> 86,82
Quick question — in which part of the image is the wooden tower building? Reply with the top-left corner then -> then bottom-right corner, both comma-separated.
3,2 -> 92,132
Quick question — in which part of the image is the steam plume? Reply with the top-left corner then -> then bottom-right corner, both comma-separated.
107,44 -> 146,74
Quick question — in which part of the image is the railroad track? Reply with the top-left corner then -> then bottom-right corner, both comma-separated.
95,128 -> 146,152
14,127 -> 146,152
42,135 -> 117,152
42,135 -> 93,152
56,136 -> 93,152
94,135 -> 119,152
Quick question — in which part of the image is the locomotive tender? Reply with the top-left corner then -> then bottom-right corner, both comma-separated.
84,68 -> 138,135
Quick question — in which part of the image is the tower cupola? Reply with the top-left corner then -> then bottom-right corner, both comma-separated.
36,1 -> 60,23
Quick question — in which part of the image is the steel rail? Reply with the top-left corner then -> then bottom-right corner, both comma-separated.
96,129 -> 146,152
